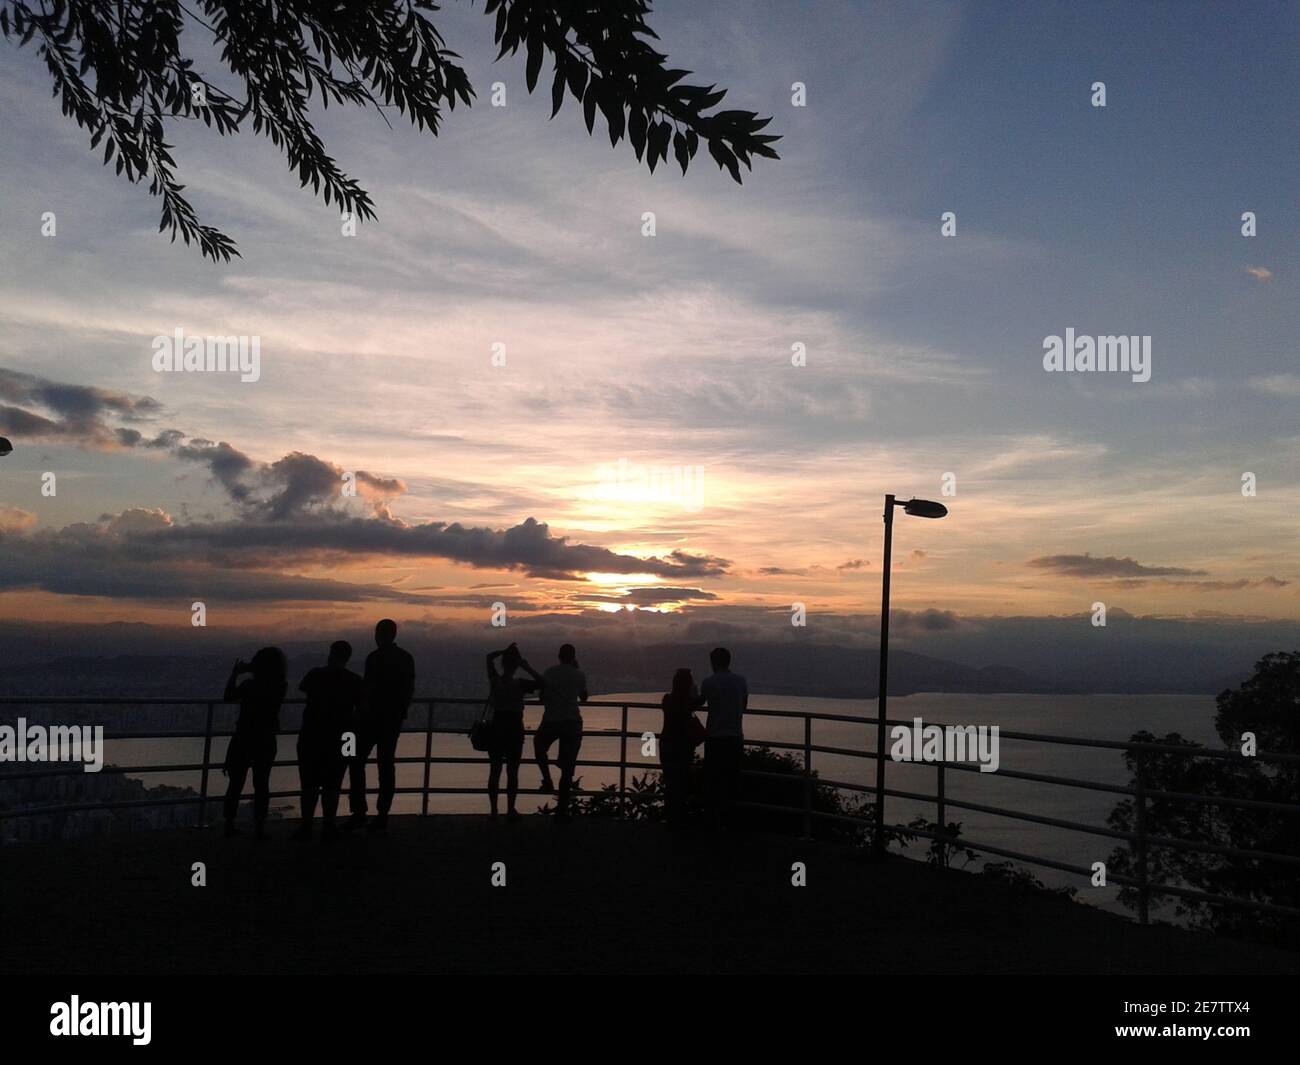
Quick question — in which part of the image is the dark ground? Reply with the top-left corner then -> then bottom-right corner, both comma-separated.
3,815 -> 1296,975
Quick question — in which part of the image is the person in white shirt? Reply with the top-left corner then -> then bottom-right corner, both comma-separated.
534,643 -> 588,823
697,646 -> 747,829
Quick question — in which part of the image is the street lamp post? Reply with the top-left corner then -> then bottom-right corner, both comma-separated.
874,493 -> 947,856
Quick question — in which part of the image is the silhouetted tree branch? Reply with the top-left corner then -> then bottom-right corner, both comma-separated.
2,0 -> 780,260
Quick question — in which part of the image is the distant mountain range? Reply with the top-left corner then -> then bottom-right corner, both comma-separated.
584,640 -> 1049,698
0,641 -> 1045,700
1,616 -> 1275,698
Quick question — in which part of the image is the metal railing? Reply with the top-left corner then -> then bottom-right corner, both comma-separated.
2,696 -> 1297,925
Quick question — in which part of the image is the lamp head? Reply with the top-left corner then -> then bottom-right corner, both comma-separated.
902,497 -> 947,519
0,437 -> 12,458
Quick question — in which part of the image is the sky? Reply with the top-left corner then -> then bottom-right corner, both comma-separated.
0,0 -> 1297,659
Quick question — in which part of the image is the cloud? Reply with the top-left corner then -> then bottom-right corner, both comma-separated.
1246,266 -> 1272,281
0,513 -> 442,604
0,367 -> 729,587
0,367 -> 162,449
1176,577 -> 1290,593
101,507 -> 173,535
580,586 -> 721,606
221,448 -> 406,521
0,367 -> 406,520
756,559 -> 872,578
0,504 -> 732,609
149,436 -> 405,520
156,513 -> 730,581
891,607 -> 960,632
1247,374 -> 1300,398
1027,553 -> 1208,579
1026,556 -> 1285,593
0,506 -> 38,532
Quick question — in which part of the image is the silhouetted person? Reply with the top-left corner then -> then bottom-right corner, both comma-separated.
348,619 -> 415,834
485,642 -> 541,819
659,667 -> 700,826
698,646 -> 747,830
534,643 -> 588,823
297,640 -> 363,840
222,647 -> 288,839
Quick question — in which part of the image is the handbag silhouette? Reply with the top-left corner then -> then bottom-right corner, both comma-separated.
468,700 -> 494,752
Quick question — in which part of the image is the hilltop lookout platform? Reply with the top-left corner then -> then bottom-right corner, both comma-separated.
5,816 -> 1295,975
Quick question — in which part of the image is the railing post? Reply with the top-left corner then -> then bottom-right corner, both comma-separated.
936,763 -> 946,869
802,715 -> 813,839
196,702 -> 214,827
873,494 -> 895,857
618,705 -> 629,818
1135,751 -> 1149,925
422,700 -> 435,817
198,701 -> 214,829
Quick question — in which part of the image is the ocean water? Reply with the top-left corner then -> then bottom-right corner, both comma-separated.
103,691 -> 1226,919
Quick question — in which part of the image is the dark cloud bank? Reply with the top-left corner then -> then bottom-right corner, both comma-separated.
0,367 -> 730,590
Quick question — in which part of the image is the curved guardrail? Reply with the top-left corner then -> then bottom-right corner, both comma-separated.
2,695 -> 1297,925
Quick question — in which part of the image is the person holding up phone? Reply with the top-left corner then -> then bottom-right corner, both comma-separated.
222,647 -> 288,839
484,643 -> 542,819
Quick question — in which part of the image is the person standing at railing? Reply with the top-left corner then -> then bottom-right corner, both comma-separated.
222,646 -> 288,840
660,668 -> 704,826
297,640 -> 364,841
485,643 -> 542,820
697,647 -> 747,830
348,619 -> 416,835
534,643 -> 588,824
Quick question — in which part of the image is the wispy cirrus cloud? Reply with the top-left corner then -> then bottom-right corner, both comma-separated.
1177,577 -> 1290,593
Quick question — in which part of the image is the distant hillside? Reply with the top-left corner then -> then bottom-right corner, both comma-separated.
4,615 -> 1282,696
0,639 -> 1047,700
580,640 -> 1048,698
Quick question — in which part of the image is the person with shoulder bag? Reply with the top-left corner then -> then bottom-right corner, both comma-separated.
481,643 -> 541,819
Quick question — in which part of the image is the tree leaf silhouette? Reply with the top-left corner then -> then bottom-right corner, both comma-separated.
3,0 -> 779,260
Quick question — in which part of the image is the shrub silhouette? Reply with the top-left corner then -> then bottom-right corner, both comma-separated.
1105,651 -> 1300,945
568,744 -> 912,851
